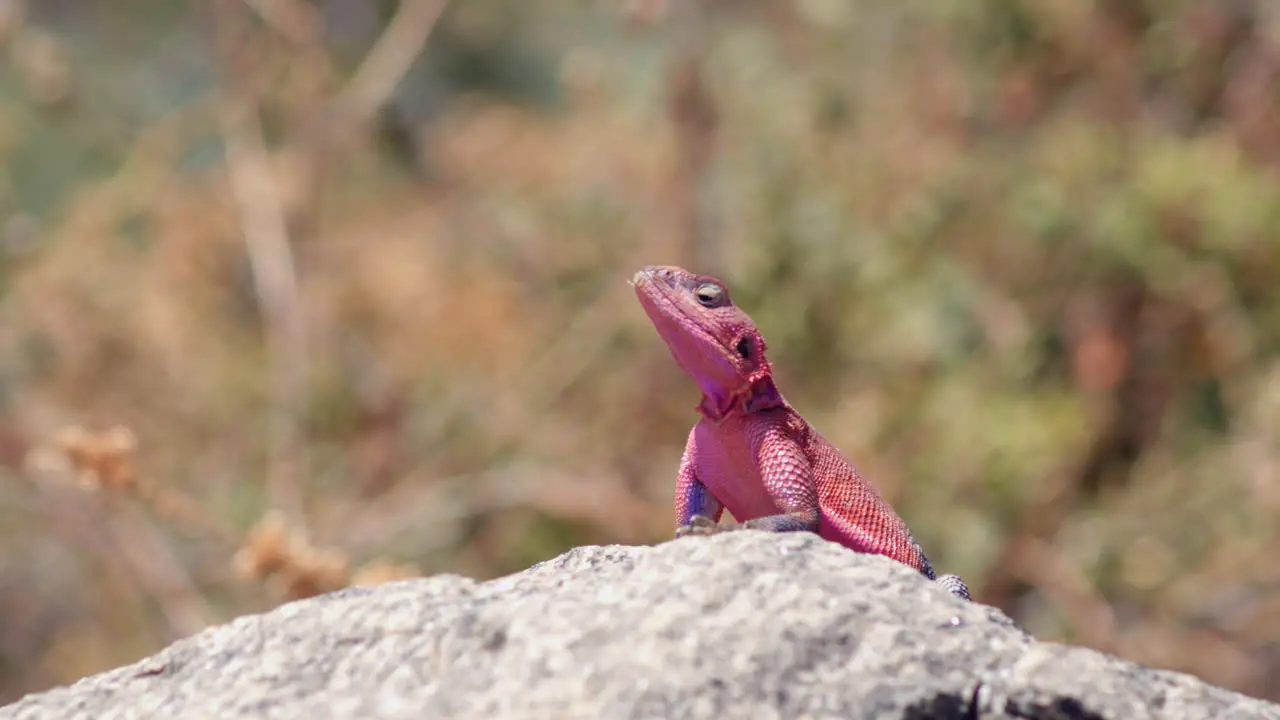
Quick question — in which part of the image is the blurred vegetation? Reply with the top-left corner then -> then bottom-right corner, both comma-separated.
1,0 -> 1280,704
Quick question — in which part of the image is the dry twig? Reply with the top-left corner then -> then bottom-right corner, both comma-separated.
210,0 -> 311,527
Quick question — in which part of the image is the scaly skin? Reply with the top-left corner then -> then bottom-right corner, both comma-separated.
633,265 -> 970,600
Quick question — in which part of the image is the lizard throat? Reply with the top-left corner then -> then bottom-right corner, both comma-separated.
697,374 -> 784,423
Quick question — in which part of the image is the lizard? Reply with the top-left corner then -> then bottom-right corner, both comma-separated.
632,264 -> 971,600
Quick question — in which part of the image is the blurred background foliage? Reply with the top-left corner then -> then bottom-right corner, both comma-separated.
0,0 -> 1279,704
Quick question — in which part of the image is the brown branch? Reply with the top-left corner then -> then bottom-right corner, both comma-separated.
211,0 -> 310,528
104,501 -> 218,638
221,100 -> 311,527
288,0 -> 450,246
238,0 -> 323,48
333,0 -> 450,131
205,0 -> 452,530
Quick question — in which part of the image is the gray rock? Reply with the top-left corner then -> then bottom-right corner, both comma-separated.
0,531 -> 1276,720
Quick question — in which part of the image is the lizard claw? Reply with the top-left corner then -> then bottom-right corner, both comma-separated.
675,514 -> 721,537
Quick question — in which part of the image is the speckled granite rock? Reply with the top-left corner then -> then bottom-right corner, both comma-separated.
1,531 -> 1276,719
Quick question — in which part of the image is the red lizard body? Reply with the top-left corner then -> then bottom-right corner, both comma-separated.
633,265 -> 970,600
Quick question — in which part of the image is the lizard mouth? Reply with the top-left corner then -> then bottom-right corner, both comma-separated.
632,267 -> 701,330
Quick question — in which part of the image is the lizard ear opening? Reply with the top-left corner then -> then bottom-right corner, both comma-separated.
744,377 -> 783,413
735,337 -> 752,359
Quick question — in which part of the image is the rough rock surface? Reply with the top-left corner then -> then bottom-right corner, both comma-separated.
1,532 -> 1276,720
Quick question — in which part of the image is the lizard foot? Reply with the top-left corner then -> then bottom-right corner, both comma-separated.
675,515 -> 728,538
936,573 -> 971,601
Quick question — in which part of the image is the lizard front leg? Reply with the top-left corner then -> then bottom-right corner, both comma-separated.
673,427 -> 724,537
734,424 -> 821,532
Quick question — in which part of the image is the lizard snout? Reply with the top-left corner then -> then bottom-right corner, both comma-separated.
632,265 -> 684,290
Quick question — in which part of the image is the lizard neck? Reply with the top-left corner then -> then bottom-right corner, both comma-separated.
697,375 -> 785,424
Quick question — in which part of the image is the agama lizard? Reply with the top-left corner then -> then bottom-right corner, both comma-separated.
633,265 -> 970,600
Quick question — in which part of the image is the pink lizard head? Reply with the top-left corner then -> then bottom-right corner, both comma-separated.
632,265 -> 784,421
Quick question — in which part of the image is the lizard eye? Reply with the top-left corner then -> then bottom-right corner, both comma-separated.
694,282 -> 725,308
735,337 -> 752,359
